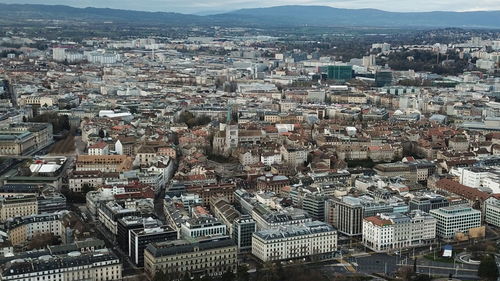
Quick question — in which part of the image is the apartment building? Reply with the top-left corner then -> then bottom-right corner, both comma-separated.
362,211 -> 436,252
5,212 -> 66,246
252,221 -> 337,262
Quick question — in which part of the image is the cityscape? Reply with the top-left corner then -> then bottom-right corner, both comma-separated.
0,2 -> 499,281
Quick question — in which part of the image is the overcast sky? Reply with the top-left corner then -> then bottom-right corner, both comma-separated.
2,0 -> 500,14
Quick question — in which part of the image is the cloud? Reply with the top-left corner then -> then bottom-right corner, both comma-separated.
1,0 -> 500,13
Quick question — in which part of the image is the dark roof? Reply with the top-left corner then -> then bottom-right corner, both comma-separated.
146,237 -> 235,258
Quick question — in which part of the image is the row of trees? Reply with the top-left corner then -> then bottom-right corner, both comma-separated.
28,112 -> 70,134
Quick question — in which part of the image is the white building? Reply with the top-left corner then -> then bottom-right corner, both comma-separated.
52,47 -> 66,61
362,211 -> 436,252
429,205 -> 481,239
485,196 -> 500,228
88,141 -> 109,156
456,167 -> 500,193
252,221 -> 337,262
180,216 -> 227,238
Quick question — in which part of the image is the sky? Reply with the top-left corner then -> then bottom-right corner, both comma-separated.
2,0 -> 500,14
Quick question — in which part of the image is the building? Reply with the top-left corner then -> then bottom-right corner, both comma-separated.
232,215 -> 256,252
144,237 -> 237,279
429,205 -> 482,239
362,211 -> 436,252
129,225 -> 178,266
252,221 -> 337,262
302,193 -> 327,221
325,196 -> 394,236
484,196 -> 500,228
433,178 -> 489,205
0,195 -> 38,222
252,204 -> 312,230
256,174 -> 289,193
4,212 -> 66,246
180,216 -> 227,239
409,195 -> 449,213
116,216 -> 162,255
326,65 -> 353,81
0,249 -> 122,281
75,155 -> 133,172
375,70 -> 393,87
88,141 -> 109,155
97,201 -> 140,235
374,160 -> 436,183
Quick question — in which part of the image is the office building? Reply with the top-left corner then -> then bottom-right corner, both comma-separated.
326,65 -> 353,81
430,205 -> 481,239
484,195 -> 500,228
232,215 -> 256,251
325,196 -> 394,236
362,211 -> 436,252
129,225 -> 178,266
409,195 -> 449,213
252,221 -> 337,262
144,237 -> 237,279
180,216 -> 227,238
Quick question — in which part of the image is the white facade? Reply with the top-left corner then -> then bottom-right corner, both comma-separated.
429,206 -> 481,239
485,196 -> 500,228
362,211 -> 436,252
252,221 -> 337,262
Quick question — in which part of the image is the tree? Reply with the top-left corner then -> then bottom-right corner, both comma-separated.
152,271 -> 168,281
220,270 -> 235,281
98,129 -> 106,138
27,233 -> 59,250
478,255 -> 499,281
81,184 -> 94,194
236,265 -> 250,281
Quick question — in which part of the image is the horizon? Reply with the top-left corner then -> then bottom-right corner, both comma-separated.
0,0 -> 499,14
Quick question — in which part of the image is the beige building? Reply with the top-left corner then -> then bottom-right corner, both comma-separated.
0,195 -> 38,222
76,155 -> 133,172
5,212 -> 65,246
144,237 -> 237,279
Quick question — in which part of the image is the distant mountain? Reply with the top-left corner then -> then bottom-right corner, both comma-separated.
0,3 -> 205,25
0,3 -> 500,28
218,5 -> 500,28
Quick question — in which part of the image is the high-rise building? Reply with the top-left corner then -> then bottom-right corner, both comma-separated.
232,215 -> 256,251
325,196 -> 394,236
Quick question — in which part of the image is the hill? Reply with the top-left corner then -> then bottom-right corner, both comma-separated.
0,3 -> 499,28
